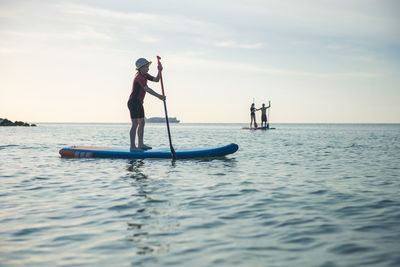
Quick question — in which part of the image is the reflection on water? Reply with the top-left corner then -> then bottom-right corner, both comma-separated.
123,157 -> 239,261
126,160 -> 147,180
125,160 -> 167,259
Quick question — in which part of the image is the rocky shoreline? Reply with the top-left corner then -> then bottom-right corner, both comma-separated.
0,118 -> 36,127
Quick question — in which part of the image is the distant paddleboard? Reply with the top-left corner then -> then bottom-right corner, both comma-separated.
242,126 -> 276,130
59,143 -> 239,159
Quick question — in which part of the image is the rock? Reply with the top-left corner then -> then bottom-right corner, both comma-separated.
0,118 -> 36,127
0,118 -> 14,126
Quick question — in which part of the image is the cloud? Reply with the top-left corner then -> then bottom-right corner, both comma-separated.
239,0 -> 400,40
59,3 -> 223,41
213,41 -> 263,49
67,25 -> 114,41
0,47 -> 25,54
58,3 -> 262,49
62,3 -> 159,23
169,55 -> 383,78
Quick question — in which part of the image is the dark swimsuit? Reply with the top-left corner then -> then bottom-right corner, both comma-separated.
128,98 -> 144,119
128,73 -> 154,119
262,114 -> 267,122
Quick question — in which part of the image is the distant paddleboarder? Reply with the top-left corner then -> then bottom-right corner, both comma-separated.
250,103 -> 258,128
257,102 -> 271,128
128,58 -> 165,152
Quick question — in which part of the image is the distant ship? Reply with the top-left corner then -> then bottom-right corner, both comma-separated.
146,117 -> 180,123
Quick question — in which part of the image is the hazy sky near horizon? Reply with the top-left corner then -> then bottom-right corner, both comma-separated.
1,0 -> 399,123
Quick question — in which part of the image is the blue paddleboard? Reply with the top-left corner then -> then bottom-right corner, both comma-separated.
59,143 -> 239,159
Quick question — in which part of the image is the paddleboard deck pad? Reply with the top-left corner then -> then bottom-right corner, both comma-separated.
59,143 -> 239,159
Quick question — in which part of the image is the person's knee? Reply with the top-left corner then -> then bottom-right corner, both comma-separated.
137,118 -> 145,128
131,119 -> 140,126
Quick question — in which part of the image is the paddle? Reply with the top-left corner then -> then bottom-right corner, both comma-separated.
267,100 -> 271,129
157,56 -> 177,160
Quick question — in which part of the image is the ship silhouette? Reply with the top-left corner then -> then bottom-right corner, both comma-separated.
145,117 -> 180,123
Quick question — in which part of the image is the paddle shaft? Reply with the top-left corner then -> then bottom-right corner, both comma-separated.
267,100 -> 271,128
252,98 -> 257,128
157,56 -> 177,160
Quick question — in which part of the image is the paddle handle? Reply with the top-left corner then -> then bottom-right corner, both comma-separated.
157,56 -> 177,160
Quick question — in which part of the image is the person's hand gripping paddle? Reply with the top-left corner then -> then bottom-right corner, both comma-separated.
157,56 -> 177,160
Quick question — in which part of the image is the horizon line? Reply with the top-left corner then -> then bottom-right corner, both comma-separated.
24,122 -> 400,124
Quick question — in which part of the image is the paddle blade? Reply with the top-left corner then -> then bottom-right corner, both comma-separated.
171,147 -> 177,160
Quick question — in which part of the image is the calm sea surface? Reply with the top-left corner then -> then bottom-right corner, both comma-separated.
1,123 -> 399,266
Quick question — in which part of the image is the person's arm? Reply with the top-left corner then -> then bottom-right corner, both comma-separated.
152,63 -> 163,82
144,85 -> 165,100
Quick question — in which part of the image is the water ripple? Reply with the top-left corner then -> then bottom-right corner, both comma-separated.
329,243 -> 374,255
1,123 -> 399,266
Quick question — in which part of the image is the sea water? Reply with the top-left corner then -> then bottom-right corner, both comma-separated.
0,123 -> 399,266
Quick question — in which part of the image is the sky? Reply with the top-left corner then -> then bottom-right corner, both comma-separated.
1,0 -> 399,123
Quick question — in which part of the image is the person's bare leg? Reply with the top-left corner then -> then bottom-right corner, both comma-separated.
130,119 -> 142,151
137,118 -> 152,149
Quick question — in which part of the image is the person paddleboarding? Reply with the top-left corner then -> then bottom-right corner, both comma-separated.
250,103 -> 258,128
257,102 -> 271,127
128,58 -> 165,152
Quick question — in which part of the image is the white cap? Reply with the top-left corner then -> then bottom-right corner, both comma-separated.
135,58 -> 152,70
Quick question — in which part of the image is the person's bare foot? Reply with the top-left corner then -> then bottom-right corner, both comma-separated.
139,144 -> 152,150
130,147 -> 143,152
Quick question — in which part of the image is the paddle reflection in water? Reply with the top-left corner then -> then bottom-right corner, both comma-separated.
122,157 -> 239,264
126,160 -> 148,181
124,160 -> 176,261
